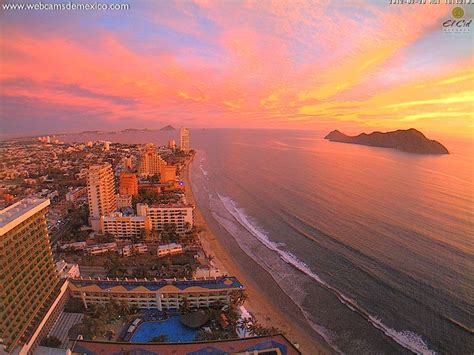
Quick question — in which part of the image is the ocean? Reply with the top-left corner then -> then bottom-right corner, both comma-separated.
62,128 -> 473,354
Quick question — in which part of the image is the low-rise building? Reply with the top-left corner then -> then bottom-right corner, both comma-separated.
65,187 -> 87,203
59,241 -> 87,251
137,203 -> 194,234
194,265 -> 222,279
100,212 -> 151,240
56,260 -> 81,279
86,242 -> 117,255
157,242 -> 183,257
69,276 -> 244,310
122,243 -> 148,257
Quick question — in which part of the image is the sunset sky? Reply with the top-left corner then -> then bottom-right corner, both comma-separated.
1,0 -> 473,137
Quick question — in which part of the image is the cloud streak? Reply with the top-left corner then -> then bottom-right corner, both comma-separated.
0,0 -> 472,136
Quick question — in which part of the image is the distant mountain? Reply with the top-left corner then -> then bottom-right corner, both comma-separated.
324,129 -> 449,154
160,125 -> 176,131
120,128 -> 151,133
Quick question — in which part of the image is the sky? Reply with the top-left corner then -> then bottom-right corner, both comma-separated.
0,0 -> 473,137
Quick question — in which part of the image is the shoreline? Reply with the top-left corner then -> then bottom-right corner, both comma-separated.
183,154 -> 333,355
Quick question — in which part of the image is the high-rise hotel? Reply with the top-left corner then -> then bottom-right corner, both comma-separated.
0,199 -> 60,353
87,164 -> 117,231
180,127 -> 190,152
138,144 -> 166,176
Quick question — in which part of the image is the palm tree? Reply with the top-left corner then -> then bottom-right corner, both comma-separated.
207,254 -> 215,277
230,290 -> 248,307
179,296 -> 191,314
238,317 -> 251,338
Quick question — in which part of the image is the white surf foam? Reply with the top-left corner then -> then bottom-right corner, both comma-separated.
217,193 -> 437,355
198,164 -> 208,177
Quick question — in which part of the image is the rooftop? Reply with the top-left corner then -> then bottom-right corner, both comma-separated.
0,198 -> 50,235
71,334 -> 301,355
69,276 -> 244,292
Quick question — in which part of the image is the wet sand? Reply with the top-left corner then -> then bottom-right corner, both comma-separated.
183,156 -> 333,355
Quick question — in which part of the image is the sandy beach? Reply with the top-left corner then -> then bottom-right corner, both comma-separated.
183,155 -> 332,355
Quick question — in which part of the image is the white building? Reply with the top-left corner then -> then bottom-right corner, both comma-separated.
194,265 -> 222,279
136,203 -> 194,234
157,243 -> 183,257
180,127 -> 190,152
122,243 -> 148,257
69,277 -> 244,311
100,212 -> 151,240
87,164 -> 117,231
56,260 -> 81,279
86,242 -> 117,255
59,241 -> 87,251
65,187 -> 87,203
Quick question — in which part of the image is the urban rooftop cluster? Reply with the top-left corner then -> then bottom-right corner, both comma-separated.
0,128 -> 298,355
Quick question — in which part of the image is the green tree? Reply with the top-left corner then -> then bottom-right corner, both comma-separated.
179,296 -> 191,314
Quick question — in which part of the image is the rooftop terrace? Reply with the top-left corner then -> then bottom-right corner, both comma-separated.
0,198 -> 50,235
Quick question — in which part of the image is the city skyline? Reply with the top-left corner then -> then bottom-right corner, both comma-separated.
1,1 -> 472,138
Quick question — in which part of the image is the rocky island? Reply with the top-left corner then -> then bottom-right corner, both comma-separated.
324,128 -> 449,154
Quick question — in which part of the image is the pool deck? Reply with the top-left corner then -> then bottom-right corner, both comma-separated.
130,316 -> 197,343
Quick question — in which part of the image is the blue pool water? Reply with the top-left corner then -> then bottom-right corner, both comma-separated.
130,316 -> 197,343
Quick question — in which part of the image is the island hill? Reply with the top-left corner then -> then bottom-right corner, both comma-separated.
324,128 -> 449,155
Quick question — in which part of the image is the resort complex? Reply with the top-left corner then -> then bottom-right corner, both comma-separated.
0,135 -> 299,354
69,277 -> 244,310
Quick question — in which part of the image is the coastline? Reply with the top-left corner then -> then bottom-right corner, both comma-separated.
183,154 -> 333,355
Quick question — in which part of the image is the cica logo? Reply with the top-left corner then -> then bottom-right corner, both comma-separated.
442,7 -> 471,33
452,7 -> 464,19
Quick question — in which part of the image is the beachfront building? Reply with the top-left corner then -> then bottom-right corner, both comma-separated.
87,164 -> 117,231
138,144 -> 166,176
68,276 -> 244,310
180,127 -> 190,152
100,212 -> 151,240
159,164 -> 176,183
157,242 -> 183,257
136,203 -> 194,233
0,198 -> 61,353
119,172 -> 138,197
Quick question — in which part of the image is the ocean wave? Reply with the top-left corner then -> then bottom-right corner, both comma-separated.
217,193 -> 437,355
198,164 -> 208,177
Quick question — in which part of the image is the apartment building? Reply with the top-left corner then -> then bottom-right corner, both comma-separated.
87,164 -> 117,231
136,203 -> 194,234
100,212 -> 151,240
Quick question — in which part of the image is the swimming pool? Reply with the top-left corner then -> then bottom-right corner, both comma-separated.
130,316 -> 198,343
